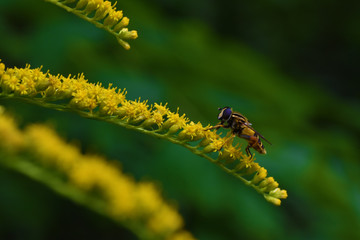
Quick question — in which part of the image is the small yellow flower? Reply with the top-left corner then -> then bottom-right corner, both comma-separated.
114,17 -> 129,32
162,109 -> 189,134
3,74 -> 19,91
93,1 -> 112,20
269,188 -> 288,199
177,121 -> 205,142
198,129 -> 218,147
119,28 -> 138,40
154,103 -> 169,116
104,9 -> 124,28
258,177 -> 279,192
264,195 -> 281,206
202,138 -> 226,153
218,143 -> 243,163
240,154 -> 255,168
116,98 -> 151,122
251,167 -> 268,184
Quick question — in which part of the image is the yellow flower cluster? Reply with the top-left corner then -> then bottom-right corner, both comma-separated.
0,109 -> 195,240
0,60 -> 288,205
46,0 -> 138,49
251,167 -> 288,206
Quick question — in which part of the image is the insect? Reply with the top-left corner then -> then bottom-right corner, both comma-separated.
209,107 -> 271,157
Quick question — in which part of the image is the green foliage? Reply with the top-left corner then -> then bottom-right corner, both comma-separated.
0,0 -> 360,240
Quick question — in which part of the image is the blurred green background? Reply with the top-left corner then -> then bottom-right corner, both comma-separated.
1,0 -> 360,239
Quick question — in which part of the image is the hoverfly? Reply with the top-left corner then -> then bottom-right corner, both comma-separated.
209,107 -> 271,157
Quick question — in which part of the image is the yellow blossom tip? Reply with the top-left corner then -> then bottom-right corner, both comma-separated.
270,188 -> 288,199
46,0 -> 137,49
264,195 -> 282,206
251,167 -> 268,184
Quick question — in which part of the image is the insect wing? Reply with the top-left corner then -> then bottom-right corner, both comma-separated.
246,125 -> 272,145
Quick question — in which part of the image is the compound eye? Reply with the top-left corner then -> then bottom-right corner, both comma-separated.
223,108 -> 232,120
218,107 -> 232,121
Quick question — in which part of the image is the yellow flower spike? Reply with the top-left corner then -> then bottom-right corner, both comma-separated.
45,0 -> 137,49
0,61 -> 287,206
0,108 -> 195,238
251,167 -> 268,184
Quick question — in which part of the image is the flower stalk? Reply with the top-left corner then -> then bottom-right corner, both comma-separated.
0,61 -> 288,205
44,0 -> 138,49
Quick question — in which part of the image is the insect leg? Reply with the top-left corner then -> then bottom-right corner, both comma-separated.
245,144 -> 253,157
207,122 -> 226,130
